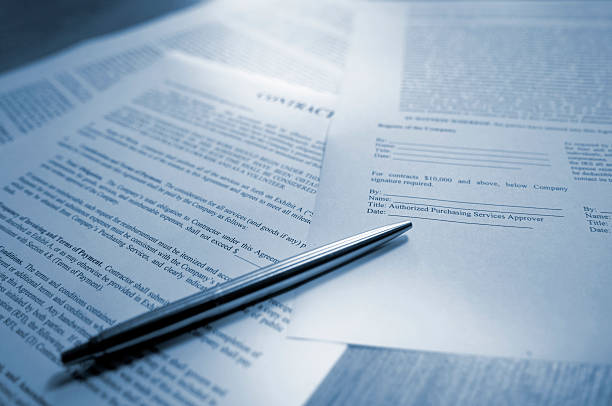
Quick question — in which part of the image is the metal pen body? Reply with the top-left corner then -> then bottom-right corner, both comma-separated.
61,220 -> 412,365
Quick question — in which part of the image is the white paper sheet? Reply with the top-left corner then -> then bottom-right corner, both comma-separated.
0,56 -> 344,406
0,0 -> 353,146
290,2 -> 612,363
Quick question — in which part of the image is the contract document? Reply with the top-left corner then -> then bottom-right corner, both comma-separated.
0,0 -> 353,147
290,2 -> 612,363
0,56 -> 343,405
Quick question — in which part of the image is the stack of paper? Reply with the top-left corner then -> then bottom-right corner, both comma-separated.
290,0 -> 612,364
1,1 -> 611,405
0,0 -> 353,404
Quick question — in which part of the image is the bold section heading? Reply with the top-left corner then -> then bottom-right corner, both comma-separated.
256,93 -> 334,119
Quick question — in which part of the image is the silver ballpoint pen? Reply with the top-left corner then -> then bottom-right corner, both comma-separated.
61,220 -> 412,365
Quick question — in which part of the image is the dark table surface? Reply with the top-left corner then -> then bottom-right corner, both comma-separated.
1,1 -> 611,405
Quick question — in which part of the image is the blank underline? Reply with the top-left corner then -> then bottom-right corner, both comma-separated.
394,147 -> 551,161
235,254 -> 259,268
388,214 -> 534,229
392,201 -> 565,217
393,152 -> 551,167
392,158 -> 521,170
382,141 -> 548,156
384,194 -> 563,211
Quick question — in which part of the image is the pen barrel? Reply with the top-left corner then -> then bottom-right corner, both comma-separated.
62,221 -> 411,365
